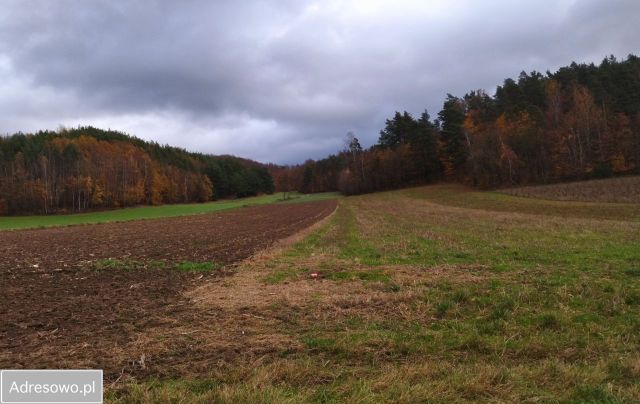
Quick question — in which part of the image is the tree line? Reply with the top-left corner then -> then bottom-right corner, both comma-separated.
0,127 -> 274,215
271,54 -> 640,194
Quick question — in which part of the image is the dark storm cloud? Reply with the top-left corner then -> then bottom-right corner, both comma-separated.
1,0 -> 639,163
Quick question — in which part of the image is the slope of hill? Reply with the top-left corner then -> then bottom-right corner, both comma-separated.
0,127 -> 274,215
501,176 -> 640,203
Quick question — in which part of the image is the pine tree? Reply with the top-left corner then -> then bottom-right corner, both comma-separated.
438,95 -> 469,178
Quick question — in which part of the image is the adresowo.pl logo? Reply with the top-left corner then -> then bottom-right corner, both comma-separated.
0,370 -> 102,404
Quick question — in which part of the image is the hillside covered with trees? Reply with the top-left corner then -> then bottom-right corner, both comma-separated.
3,55 -> 639,214
0,127 -> 274,215
273,54 -> 640,194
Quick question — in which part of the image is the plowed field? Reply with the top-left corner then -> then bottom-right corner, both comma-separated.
0,200 -> 337,379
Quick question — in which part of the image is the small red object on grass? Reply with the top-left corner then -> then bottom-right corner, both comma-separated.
310,272 -> 318,280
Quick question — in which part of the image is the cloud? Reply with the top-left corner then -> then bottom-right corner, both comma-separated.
1,0 -> 638,163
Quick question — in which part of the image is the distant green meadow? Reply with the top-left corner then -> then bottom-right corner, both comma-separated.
0,192 -> 340,231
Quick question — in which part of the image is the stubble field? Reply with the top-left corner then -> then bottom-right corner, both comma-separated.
501,176 -> 640,204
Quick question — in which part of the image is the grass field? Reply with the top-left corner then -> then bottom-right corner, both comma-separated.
107,184 -> 640,402
0,192 -> 339,231
502,176 -> 640,203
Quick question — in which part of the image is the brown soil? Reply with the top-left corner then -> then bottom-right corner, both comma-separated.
0,200 -> 336,381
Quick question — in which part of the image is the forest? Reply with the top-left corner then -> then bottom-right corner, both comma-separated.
272,54 -> 640,194
3,55 -> 639,214
0,127 -> 274,215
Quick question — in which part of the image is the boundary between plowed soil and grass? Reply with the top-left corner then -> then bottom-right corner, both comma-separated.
0,192 -> 339,231
0,199 -> 339,393
108,185 -> 640,403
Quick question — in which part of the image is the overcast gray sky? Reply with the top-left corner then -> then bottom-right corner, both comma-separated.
1,0 -> 638,163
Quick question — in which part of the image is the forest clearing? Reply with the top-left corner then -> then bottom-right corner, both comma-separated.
1,184 -> 638,402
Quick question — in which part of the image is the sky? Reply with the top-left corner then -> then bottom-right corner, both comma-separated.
1,1 -> 639,164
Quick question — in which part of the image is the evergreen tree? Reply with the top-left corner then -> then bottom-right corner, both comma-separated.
438,95 -> 469,177
378,111 -> 418,148
410,111 -> 441,181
